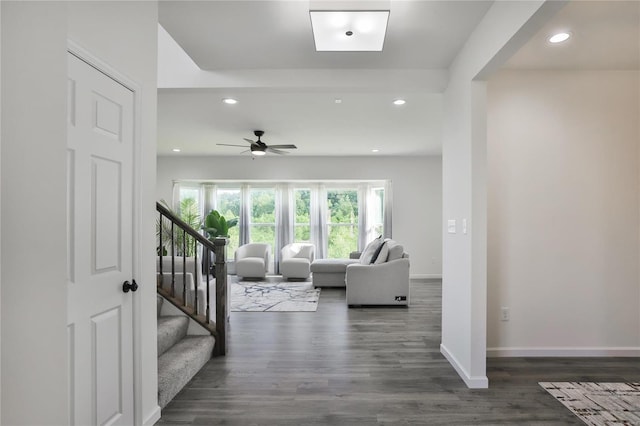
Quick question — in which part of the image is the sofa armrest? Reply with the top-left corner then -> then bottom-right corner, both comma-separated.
345,258 -> 410,305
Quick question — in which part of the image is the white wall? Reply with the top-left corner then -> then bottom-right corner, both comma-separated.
440,0 -> 565,388
157,155 -> 442,277
67,2 -> 160,424
487,70 -> 640,356
1,2 -> 159,425
0,2 -> 3,419
1,3 -> 68,424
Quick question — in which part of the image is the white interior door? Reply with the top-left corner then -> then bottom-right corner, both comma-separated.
67,52 -> 135,426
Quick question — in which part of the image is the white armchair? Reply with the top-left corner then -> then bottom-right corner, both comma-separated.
235,243 -> 270,279
345,239 -> 410,306
280,243 -> 315,280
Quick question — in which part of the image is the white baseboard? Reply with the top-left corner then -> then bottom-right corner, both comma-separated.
487,347 -> 640,357
440,344 -> 489,389
410,274 -> 442,280
143,406 -> 161,426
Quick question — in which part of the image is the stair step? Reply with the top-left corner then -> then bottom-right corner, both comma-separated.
157,335 -> 215,409
157,315 -> 189,357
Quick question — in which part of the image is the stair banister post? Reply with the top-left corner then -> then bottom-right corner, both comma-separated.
213,237 -> 228,356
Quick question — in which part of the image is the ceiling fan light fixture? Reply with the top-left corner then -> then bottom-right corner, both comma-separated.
218,130 -> 297,156
251,146 -> 267,156
310,10 -> 390,51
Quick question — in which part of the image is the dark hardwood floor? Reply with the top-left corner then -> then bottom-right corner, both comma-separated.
158,280 -> 640,425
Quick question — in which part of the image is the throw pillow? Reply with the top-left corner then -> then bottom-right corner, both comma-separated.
359,235 -> 383,264
373,242 -> 389,264
385,239 -> 405,261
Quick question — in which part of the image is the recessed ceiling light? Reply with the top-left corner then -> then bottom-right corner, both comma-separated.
172,148 -> 181,152
549,32 -> 571,43
335,99 -> 342,104
309,10 -> 390,51
222,98 -> 238,105
372,149 -> 380,153
393,99 -> 406,106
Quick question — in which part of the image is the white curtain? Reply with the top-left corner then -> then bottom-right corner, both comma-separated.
171,181 -> 181,212
239,184 -> 251,246
358,184 -> 371,251
384,180 -> 393,238
202,183 -> 216,217
311,184 -> 328,259
275,184 -> 294,273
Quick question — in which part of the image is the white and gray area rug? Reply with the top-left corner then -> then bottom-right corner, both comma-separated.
540,382 -> 640,425
230,278 -> 321,312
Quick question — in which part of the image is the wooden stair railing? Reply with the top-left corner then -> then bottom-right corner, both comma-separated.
156,201 -> 228,356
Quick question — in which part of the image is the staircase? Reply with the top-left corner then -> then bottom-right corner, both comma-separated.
157,297 -> 215,408
156,201 -> 229,408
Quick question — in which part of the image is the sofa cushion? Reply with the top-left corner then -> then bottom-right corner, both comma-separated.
360,235 -> 383,264
311,258 -> 359,273
385,239 -> 405,261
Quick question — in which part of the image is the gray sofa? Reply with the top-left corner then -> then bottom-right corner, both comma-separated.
346,239 -> 410,307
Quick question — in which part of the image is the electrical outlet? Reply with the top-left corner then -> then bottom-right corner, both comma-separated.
501,307 -> 510,321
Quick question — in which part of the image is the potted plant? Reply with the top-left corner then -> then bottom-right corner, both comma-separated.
202,210 -> 238,276
203,210 -> 238,240
156,199 -> 202,257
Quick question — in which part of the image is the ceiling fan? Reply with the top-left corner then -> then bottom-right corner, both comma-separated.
217,130 -> 297,156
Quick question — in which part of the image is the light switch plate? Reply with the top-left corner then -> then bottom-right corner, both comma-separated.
447,219 -> 456,234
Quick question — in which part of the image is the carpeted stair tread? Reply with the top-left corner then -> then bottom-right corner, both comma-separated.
157,315 -> 189,357
157,335 -> 215,409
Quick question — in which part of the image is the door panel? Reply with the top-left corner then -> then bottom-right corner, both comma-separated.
67,52 -> 135,426
93,307 -> 123,425
92,157 -> 121,274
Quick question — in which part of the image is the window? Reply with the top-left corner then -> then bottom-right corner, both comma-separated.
175,186 -> 201,257
216,188 -> 241,257
172,181 -> 388,262
326,188 -> 358,258
294,188 -> 311,242
372,187 -> 384,237
249,188 -> 276,253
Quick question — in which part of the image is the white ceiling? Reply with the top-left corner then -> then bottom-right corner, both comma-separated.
159,1 -> 494,70
157,0 -> 639,157
505,0 -> 640,70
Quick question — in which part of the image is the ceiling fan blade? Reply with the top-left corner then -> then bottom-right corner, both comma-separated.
267,147 -> 290,155
267,144 -> 297,149
217,143 -> 249,147
242,138 -> 256,144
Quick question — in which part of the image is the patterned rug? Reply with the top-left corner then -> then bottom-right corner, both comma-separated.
540,382 -> 640,425
230,279 -> 321,312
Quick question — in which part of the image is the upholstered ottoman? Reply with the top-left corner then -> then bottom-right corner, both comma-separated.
310,259 -> 359,287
